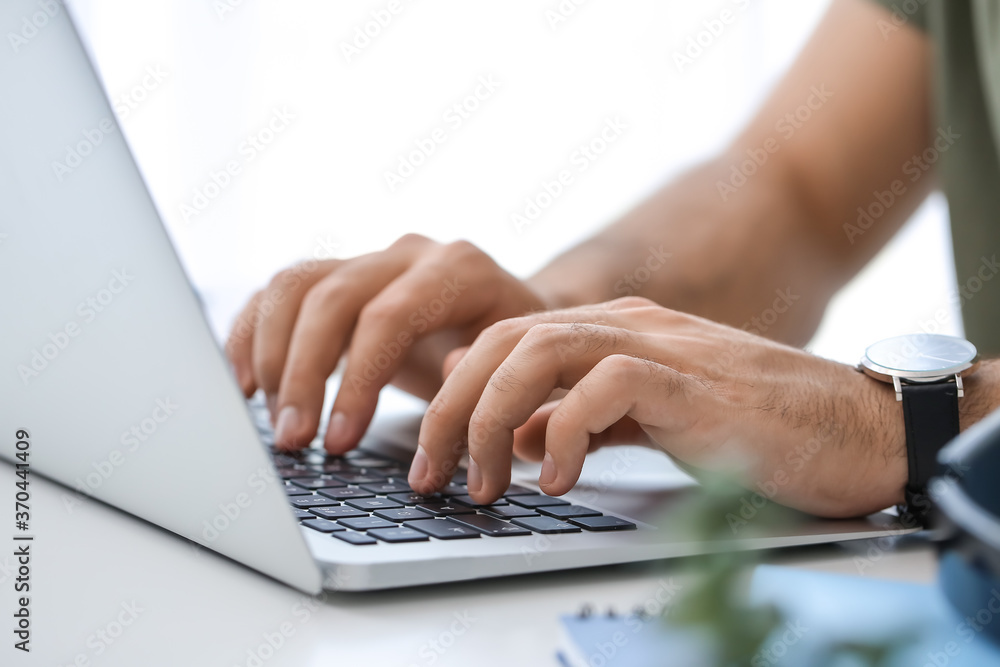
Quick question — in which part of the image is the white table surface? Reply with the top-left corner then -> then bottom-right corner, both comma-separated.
0,444 -> 937,667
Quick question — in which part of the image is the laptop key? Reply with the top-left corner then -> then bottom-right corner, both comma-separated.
482,505 -> 538,519
292,509 -> 315,520
276,466 -> 313,479
503,484 -> 537,496
289,477 -> 345,490
452,495 -> 508,508
333,531 -> 378,546
569,516 -> 637,531
330,471 -> 387,485
437,483 -> 467,497
368,527 -> 430,543
291,497 -> 341,509
285,487 -> 313,497
310,506 -> 368,519
272,454 -> 299,467
538,505 -> 602,519
373,508 -> 427,522
414,502 -> 475,517
297,449 -> 330,464
317,487 -> 376,501
511,516 -> 581,534
345,498 -> 404,511
387,492 -> 442,505
507,494 -> 570,509
449,514 -> 532,537
405,519 -> 481,540
301,518 -> 346,533
360,481 -> 412,495
338,516 -> 397,531
345,456 -> 391,468
309,461 -> 353,474
344,449 -> 376,459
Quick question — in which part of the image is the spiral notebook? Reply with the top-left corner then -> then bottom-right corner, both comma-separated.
557,565 -> 1000,667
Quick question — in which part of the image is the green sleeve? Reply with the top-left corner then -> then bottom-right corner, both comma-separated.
869,0 -> 928,31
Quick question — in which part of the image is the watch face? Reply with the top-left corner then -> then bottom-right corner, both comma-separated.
864,334 -> 978,376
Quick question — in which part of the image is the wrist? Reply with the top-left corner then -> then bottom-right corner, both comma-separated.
841,357 -> 999,520
811,364 -> 908,517
960,358 -> 1000,430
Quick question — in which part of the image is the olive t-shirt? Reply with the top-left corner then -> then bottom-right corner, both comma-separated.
873,0 -> 1000,355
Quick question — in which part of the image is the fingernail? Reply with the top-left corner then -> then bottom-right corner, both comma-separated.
275,406 -> 301,447
326,411 -> 349,450
539,452 -> 557,487
408,446 -> 429,487
467,458 -> 482,494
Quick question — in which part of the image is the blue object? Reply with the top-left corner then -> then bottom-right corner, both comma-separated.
557,565 -> 1000,666
935,406 -> 1000,647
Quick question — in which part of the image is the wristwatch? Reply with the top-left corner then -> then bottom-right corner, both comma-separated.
859,333 -> 980,526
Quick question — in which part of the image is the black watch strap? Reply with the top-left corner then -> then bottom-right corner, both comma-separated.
900,381 -> 960,524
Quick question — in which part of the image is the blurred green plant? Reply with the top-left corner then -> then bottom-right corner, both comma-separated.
661,473 -> 910,666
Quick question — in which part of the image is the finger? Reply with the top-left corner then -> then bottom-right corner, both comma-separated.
274,246 -> 423,449
325,264 -> 477,453
412,310 -> 616,494
251,260 -> 339,409
542,354 -> 691,495
512,401 -> 557,462
512,402 -> 650,462
226,290 -> 265,397
442,346 -> 470,380
466,323 -> 647,502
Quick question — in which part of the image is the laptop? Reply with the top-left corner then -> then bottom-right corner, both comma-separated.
0,0 -> 913,593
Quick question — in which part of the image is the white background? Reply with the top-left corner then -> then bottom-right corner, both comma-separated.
69,0 -> 961,366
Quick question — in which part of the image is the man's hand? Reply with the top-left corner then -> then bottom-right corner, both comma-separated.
226,234 -> 547,452
411,296 -> 908,518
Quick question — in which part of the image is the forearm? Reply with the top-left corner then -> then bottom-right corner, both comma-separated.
529,0 -> 933,348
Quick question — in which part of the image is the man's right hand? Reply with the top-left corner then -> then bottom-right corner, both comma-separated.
225,234 -> 548,453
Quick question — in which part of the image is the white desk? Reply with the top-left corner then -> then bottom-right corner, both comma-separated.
1,449 -> 936,667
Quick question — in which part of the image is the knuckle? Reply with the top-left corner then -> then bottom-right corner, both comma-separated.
356,295 -> 404,331
562,322 -> 624,359
489,362 -> 524,394
479,316 -> 527,344
267,267 -> 297,292
468,408 -> 501,449
598,353 -> 645,381
467,409 -> 487,441
521,322 -> 567,348
424,396 -> 452,423
545,407 -> 576,438
252,349 -> 285,391
609,295 -> 657,310
442,239 -> 485,261
227,295 -> 265,350
392,233 -> 432,250
299,276 -> 347,314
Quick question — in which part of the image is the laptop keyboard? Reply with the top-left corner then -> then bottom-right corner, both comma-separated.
253,405 -> 636,546
269,445 -> 636,545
